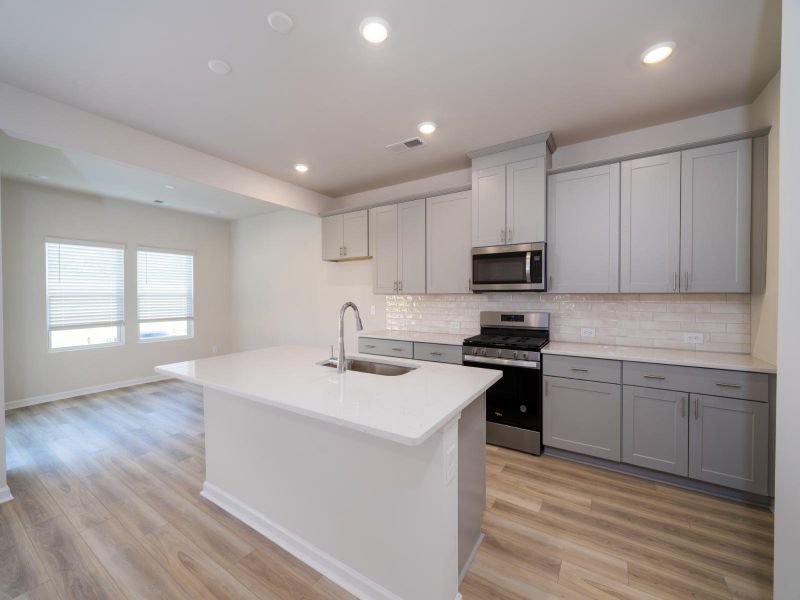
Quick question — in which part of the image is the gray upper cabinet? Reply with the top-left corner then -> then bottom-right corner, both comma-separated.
370,200 -> 425,294
689,394 -> 768,495
427,191 -> 471,294
623,385 -> 688,476
620,153 -> 681,293
547,164 -> 620,293
681,139 -> 752,292
471,166 -> 506,247
369,204 -> 399,293
322,210 -> 369,261
543,375 -> 621,461
397,199 -> 426,294
506,157 -> 546,244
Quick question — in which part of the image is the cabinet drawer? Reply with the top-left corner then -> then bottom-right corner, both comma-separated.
623,362 -> 768,402
543,354 -> 621,384
413,342 -> 462,364
358,338 -> 413,359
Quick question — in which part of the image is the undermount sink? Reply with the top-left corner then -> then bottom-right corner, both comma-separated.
318,357 -> 417,376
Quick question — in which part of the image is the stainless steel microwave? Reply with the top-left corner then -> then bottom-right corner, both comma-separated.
471,242 -> 546,292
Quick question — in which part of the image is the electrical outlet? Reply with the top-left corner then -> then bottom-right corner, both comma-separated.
684,333 -> 704,344
369,304 -> 376,316
581,327 -> 596,338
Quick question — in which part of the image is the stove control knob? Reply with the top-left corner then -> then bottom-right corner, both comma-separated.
480,348 -> 487,356
520,405 -> 527,413
512,351 -> 518,360
472,347 -> 479,355
496,349 -> 502,358
521,352 -> 528,360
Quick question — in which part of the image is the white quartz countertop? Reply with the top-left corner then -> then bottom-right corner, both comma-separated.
156,345 -> 500,446
359,330 -> 469,346
543,342 -> 777,374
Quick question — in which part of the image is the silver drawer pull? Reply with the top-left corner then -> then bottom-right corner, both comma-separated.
716,382 -> 742,389
365,344 -> 376,349
391,347 -> 406,352
571,367 -> 589,373
430,352 -> 443,356
644,374 -> 666,380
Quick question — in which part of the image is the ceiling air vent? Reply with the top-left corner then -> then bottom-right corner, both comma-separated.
386,136 -> 426,153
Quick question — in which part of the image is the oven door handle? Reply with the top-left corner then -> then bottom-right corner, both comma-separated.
525,251 -> 532,283
463,355 -> 541,369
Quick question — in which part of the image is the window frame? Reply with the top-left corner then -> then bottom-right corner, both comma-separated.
136,246 -> 195,344
45,237 -> 126,353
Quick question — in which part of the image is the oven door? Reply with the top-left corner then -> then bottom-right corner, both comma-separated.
471,243 -> 545,291
465,360 -> 542,433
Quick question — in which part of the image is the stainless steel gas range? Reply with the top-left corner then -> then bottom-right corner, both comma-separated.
462,311 -> 549,455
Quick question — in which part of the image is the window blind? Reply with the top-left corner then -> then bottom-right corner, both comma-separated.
137,249 -> 194,322
45,240 -> 125,330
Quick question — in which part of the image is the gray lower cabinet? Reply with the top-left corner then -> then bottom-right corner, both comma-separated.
689,394 -> 769,495
622,386 -> 689,476
543,376 -> 621,461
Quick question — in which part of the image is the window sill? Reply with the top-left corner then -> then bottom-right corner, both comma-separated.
138,335 -> 194,344
48,341 -> 125,353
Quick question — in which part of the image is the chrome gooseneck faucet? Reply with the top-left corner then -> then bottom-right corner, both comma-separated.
337,302 -> 364,373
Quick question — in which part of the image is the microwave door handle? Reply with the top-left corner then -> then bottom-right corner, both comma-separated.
525,251 -> 532,283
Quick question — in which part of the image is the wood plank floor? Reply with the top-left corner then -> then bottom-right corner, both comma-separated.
1,381 -> 773,599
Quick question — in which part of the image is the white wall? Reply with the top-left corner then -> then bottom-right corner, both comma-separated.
2,179 -> 232,405
0,177 -> 7,500
231,209 -> 386,353
774,1 -> 800,596
748,72 -> 781,364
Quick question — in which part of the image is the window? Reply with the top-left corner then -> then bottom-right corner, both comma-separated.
45,239 -> 125,350
137,248 -> 194,341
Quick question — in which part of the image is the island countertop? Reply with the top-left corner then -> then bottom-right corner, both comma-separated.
156,345 -> 500,446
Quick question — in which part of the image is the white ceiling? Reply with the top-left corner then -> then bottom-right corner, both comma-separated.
0,132 -> 282,219
0,0 -> 781,198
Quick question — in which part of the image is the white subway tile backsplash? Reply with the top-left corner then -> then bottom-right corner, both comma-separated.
385,293 -> 751,354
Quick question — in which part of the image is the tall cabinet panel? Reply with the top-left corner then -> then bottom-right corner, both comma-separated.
369,204 -> 398,294
680,139 -> 751,292
427,191 -> 471,294
620,153 -> 681,293
342,210 -> 369,258
471,166 -> 506,247
397,199 -> 426,294
622,386 -> 688,476
321,215 -> 344,261
506,157 -> 546,244
547,164 -> 620,293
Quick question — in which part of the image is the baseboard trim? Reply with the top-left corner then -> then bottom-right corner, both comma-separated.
459,532 -> 484,584
202,481 -> 410,600
0,486 -> 13,504
5,375 -> 171,411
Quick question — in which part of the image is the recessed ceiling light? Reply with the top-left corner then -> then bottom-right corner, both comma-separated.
208,59 -> 232,75
164,184 -> 176,190
417,121 -> 437,135
268,11 -> 294,34
294,163 -> 309,173
360,17 -> 389,44
641,42 -> 675,65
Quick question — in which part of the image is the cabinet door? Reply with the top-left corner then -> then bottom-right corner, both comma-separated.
547,164 -> 620,293
689,394 -> 768,494
369,205 -> 398,294
680,139 -> 751,292
341,210 -> 368,259
397,199 -> 426,294
543,376 -> 621,461
321,215 -> 343,261
506,157 -> 546,244
622,386 -> 688,476
620,153 -> 681,292
426,191 -> 471,293
472,165 -> 507,247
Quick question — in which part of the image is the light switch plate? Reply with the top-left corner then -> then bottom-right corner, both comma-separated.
684,332 -> 704,344
369,304 -> 376,316
581,327 -> 596,338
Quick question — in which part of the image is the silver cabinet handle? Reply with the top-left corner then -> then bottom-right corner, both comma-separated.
391,347 -> 405,352
644,374 -> 666,380
398,280 -> 403,292
507,228 -> 512,243
342,246 -> 347,256
500,229 -> 506,243
694,398 -> 700,420
549,275 -> 553,289
365,344 -> 376,349
430,352 -> 443,356
571,367 -> 589,373
680,396 -> 686,418
545,379 -> 549,396
684,272 -> 689,291
716,382 -> 742,389
673,272 -> 677,292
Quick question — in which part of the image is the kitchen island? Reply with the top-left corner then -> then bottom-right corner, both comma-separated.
157,345 -> 500,600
